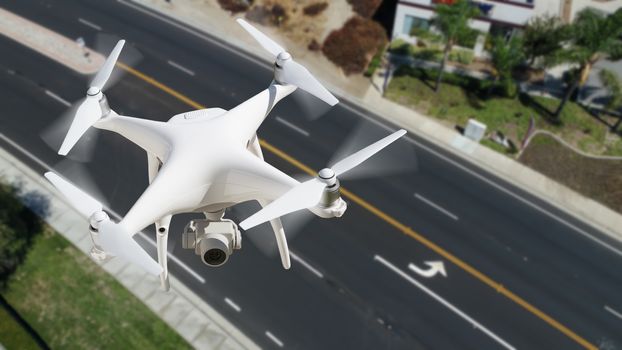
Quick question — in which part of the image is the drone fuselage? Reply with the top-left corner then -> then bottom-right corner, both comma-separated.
92,82 -> 300,236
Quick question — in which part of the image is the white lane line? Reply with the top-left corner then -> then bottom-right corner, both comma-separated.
374,255 -> 516,350
0,132 -> 206,284
167,60 -> 195,76
275,116 -> 310,137
45,90 -> 72,107
224,297 -> 242,312
605,305 -> 622,320
78,18 -> 102,31
265,331 -> 284,348
414,193 -> 458,221
356,110 -> 622,257
290,251 -> 323,278
122,0 -> 622,258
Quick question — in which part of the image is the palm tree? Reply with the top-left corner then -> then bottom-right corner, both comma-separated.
547,8 -> 622,120
432,0 -> 480,92
522,15 -> 570,66
490,35 -> 524,97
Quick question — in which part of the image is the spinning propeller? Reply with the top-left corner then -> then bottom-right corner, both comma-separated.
240,129 -> 407,230
44,172 -> 162,275
237,18 -> 339,106
58,40 -> 125,156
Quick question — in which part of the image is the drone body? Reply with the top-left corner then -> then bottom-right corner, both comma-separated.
45,19 -> 405,290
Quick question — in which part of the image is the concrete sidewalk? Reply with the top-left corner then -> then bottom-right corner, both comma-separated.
0,142 -> 259,350
130,0 -> 622,242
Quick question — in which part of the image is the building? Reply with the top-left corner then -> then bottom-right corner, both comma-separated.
392,0 -> 563,47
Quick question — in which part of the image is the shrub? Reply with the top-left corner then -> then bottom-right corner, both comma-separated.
364,47 -> 384,77
394,65 -> 488,92
0,183 -> 43,286
217,0 -> 252,13
323,16 -> 388,75
303,2 -> 328,16
448,49 -> 474,65
347,0 -> 382,18
413,48 -> 442,62
388,39 -> 415,56
246,4 -> 288,26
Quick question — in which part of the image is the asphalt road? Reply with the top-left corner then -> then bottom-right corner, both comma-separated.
1,1 -> 622,349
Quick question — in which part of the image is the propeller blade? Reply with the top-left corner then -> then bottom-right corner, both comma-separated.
44,172 -> 102,218
329,123 -> 418,180
90,39 -> 125,91
282,60 -> 339,106
331,129 -> 407,177
98,221 -> 162,275
236,18 -> 284,57
240,179 -> 326,230
58,97 -> 101,156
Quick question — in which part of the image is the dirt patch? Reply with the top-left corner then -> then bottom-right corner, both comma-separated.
520,134 -> 622,213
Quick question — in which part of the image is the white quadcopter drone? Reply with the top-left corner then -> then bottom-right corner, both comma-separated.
45,19 -> 406,290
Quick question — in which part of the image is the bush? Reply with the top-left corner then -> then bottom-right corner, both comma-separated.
410,27 -> 443,44
388,39 -> 415,56
303,2 -> 328,16
246,4 -> 288,26
323,16 -> 388,75
0,183 -> 43,287
217,0 -> 252,13
364,47 -> 384,77
347,0 -> 382,18
448,49 -> 474,65
394,65 -> 488,92
413,48 -> 442,62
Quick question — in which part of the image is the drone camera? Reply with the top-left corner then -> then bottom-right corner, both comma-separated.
182,219 -> 241,267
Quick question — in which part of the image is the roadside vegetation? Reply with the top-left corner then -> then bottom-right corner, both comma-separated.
0,182 -> 190,349
384,2 -> 622,155
382,1 -> 622,211
520,134 -> 622,213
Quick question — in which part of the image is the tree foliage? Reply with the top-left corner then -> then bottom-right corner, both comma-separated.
522,15 -> 570,66
431,0 -> 480,92
545,8 -> 622,118
599,69 -> 622,111
490,35 -> 524,97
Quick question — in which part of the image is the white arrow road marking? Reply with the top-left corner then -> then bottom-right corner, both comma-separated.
375,255 -> 515,350
409,261 -> 447,278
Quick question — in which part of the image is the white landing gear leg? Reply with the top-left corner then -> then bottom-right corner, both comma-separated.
155,215 -> 172,291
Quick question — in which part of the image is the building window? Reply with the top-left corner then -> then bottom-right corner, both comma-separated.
403,15 -> 430,36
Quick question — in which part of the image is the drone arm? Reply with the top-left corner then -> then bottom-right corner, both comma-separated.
228,82 -> 297,142
246,135 -> 291,269
94,111 -> 171,161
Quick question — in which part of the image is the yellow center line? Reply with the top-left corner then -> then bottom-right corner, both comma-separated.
116,62 -> 597,350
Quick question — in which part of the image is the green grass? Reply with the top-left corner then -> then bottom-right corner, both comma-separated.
1,228 -> 191,350
385,67 -> 622,157
0,305 -> 40,350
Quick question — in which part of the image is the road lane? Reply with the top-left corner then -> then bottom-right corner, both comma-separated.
1,0 -> 615,348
